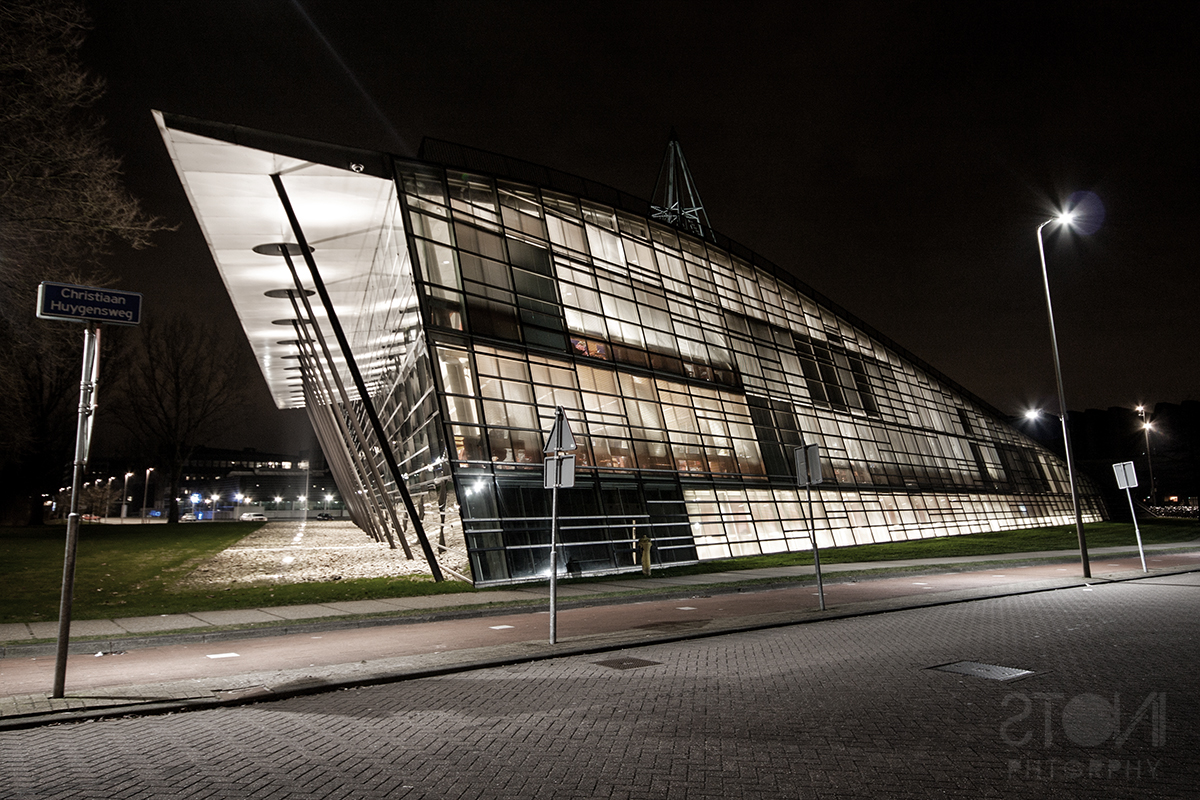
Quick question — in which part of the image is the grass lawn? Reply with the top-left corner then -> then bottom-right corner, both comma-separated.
652,518 -> 1200,577
0,521 -> 473,624
2,518 -> 1196,624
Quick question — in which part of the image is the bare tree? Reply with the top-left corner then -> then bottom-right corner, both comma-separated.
0,1 -> 168,523
116,317 -> 250,524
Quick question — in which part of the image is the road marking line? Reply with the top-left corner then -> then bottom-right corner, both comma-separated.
489,625 -> 514,630
206,653 -> 240,659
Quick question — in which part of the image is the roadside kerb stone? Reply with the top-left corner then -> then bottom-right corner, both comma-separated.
257,603 -> 350,620
0,624 -> 32,641
188,609 -> 287,626
27,619 -> 127,638
114,614 -> 211,634
319,599 -> 407,614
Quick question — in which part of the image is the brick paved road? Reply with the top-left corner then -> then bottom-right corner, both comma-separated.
2,573 -> 1195,799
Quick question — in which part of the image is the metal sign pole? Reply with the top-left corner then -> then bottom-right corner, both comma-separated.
797,443 -> 826,611
543,406 -> 576,645
53,324 -> 100,698
1125,488 -> 1147,573
549,476 -> 559,644
1113,461 -> 1147,573
808,481 -> 825,611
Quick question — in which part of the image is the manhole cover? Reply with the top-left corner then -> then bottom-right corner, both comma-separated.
594,657 -> 662,671
930,660 -> 1034,681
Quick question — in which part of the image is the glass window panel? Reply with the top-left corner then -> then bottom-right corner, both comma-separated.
513,269 -> 558,302
448,173 -> 498,219
454,222 -> 506,261
542,190 -> 580,218
483,399 -> 537,429
459,253 -> 511,290
415,240 -> 460,289
409,211 -> 452,244
498,182 -> 541,215
465,296 -> 519,340
546,215 -> 587,252
426,286 -> 464,330
624,238 -> 657,270
580,201 -> 617,231
632,440 -> 673,470
450,424 -> 486,461
617,213 -> 650,240
585,224 -> 627,266
401,170 -> 447,205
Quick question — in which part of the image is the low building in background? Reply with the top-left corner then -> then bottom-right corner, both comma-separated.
157,112 -> 1103,585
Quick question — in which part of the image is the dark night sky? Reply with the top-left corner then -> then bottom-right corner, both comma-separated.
81,1 -> 1198,454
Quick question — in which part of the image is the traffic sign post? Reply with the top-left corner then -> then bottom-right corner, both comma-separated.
544,406 -> 576,644
40,283 -> 142,698
1113,461 -> 1147,572
796,441 -> 826,610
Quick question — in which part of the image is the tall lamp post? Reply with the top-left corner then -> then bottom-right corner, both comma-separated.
141,467 -> 154,523
1037,211 -> 1090,578
121,471 -> 134,523
1137,405 -> 1156,506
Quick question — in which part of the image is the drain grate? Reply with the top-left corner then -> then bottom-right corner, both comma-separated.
930,660 -> 1034,681
594,657 -> 662,671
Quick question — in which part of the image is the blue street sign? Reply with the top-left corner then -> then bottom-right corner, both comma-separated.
37,282 -> 143,326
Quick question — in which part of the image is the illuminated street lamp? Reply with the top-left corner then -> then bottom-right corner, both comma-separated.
121,472 -> 134,523
141,467 -> 154,522
210,493 -> 221,521
1137,405 -> 1156,505
104,477 -> 116,522
1036,210 -> 1090,577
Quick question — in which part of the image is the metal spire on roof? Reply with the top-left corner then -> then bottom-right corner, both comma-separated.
650,129 -> 712,240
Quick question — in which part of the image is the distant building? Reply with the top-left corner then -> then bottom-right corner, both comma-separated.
157,112 -> 1103,585
175,447 -> 342,519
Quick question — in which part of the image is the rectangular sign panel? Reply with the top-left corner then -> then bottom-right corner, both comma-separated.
37,282 -> 142,326
1113,461 -> 1138,490
543,454 -> 576,489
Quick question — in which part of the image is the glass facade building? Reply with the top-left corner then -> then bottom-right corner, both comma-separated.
157,113 -> 1103,586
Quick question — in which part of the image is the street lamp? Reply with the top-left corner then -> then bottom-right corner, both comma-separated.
141,467 -> 154,523
210,493 -> 221,521
102,477 -> 115,522
121,471 -> 134,523
1036,210 -> 1090,577
1137,405 -> 1156,505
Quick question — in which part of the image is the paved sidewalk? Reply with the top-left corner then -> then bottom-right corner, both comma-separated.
2,541 -> 1197,730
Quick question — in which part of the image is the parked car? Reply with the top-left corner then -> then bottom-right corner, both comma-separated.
240,512 -> 268,522
180,513 -> 197,522
315,512 -> 333,520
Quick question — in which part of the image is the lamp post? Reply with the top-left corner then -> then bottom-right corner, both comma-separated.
141,467 -> 154,523
1137,405 -> 1156,506
104,476 -> 115,522
1037,212 -> 1090,578
121,471 -> 133,523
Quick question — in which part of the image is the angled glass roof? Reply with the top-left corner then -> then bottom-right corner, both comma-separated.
155,110 -> 399,409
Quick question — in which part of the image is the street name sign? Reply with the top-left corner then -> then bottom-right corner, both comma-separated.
37,282 -> 143,326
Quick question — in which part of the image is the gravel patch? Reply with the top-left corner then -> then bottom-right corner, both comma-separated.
177,520 -> 469,587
